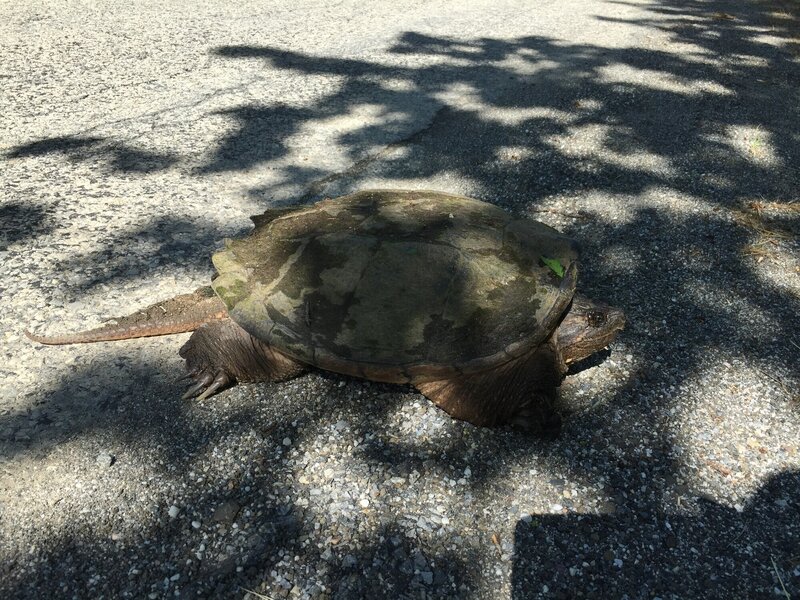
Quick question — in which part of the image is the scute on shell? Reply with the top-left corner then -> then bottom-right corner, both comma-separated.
211,190 -> 579,382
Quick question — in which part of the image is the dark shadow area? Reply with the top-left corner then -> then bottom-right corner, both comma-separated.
0,202 -> 54,250
3,0 -> 800,597
44,214 -> 230,294
5,135 -> 105,157
512,469 -> 800,598
6,135 -> 178,173
0,353 -> 478,598
196,105 -> 316,174
566,348 -> 612,376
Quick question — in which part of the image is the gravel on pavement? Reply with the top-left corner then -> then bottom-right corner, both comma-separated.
1,0 -> 799,598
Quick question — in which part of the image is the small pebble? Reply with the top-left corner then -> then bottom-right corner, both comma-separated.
95,452 -> 114,468
212,501 -> 240,523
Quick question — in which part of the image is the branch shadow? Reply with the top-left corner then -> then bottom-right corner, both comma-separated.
46,214 -> 230,294
0,202 -> 54,250
6,135 -> 178,173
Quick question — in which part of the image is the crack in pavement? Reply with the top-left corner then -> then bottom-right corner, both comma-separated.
298,105 -> 449,202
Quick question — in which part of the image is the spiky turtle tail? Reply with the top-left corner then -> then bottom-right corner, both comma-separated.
25,286 -> 228,345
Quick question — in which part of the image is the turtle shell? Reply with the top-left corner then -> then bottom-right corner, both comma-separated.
211,190 -> 579,383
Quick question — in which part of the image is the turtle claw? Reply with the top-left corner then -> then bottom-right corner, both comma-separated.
196,371 -> 232,401
181,369 -> 233,400
181,372 -> 215,400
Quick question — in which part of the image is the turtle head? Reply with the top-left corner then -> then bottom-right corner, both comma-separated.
556,295 -> 625,365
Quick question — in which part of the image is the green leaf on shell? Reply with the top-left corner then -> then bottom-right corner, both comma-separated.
540,256 -> 565,278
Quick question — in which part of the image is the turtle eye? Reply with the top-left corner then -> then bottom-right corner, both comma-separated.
587,311 -> 606,327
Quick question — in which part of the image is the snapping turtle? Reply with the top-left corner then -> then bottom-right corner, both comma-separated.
27,190 -> 624,428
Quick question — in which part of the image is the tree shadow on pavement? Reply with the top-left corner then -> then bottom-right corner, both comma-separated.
0,202 -> 54,250
0,356 -> 480,598
2,0 -> 799,597
6,135 -> 178,174
512,468 -> 800,598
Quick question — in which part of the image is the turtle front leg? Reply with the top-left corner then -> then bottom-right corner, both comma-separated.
178,318 -> 306,400
414,339 -> 566,434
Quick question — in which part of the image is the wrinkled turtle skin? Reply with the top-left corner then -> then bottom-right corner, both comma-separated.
26,190 -> 625,431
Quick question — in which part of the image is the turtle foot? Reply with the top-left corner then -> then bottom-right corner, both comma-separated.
509,401 -> 562,438
414,339 -> 565,433
178,318 -> 306,400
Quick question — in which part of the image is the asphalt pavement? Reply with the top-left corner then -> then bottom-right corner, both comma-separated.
1,0 -> 799,598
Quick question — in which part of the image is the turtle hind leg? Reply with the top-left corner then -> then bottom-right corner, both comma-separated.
414,340 -> 566,434
178,318 -> 306,400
